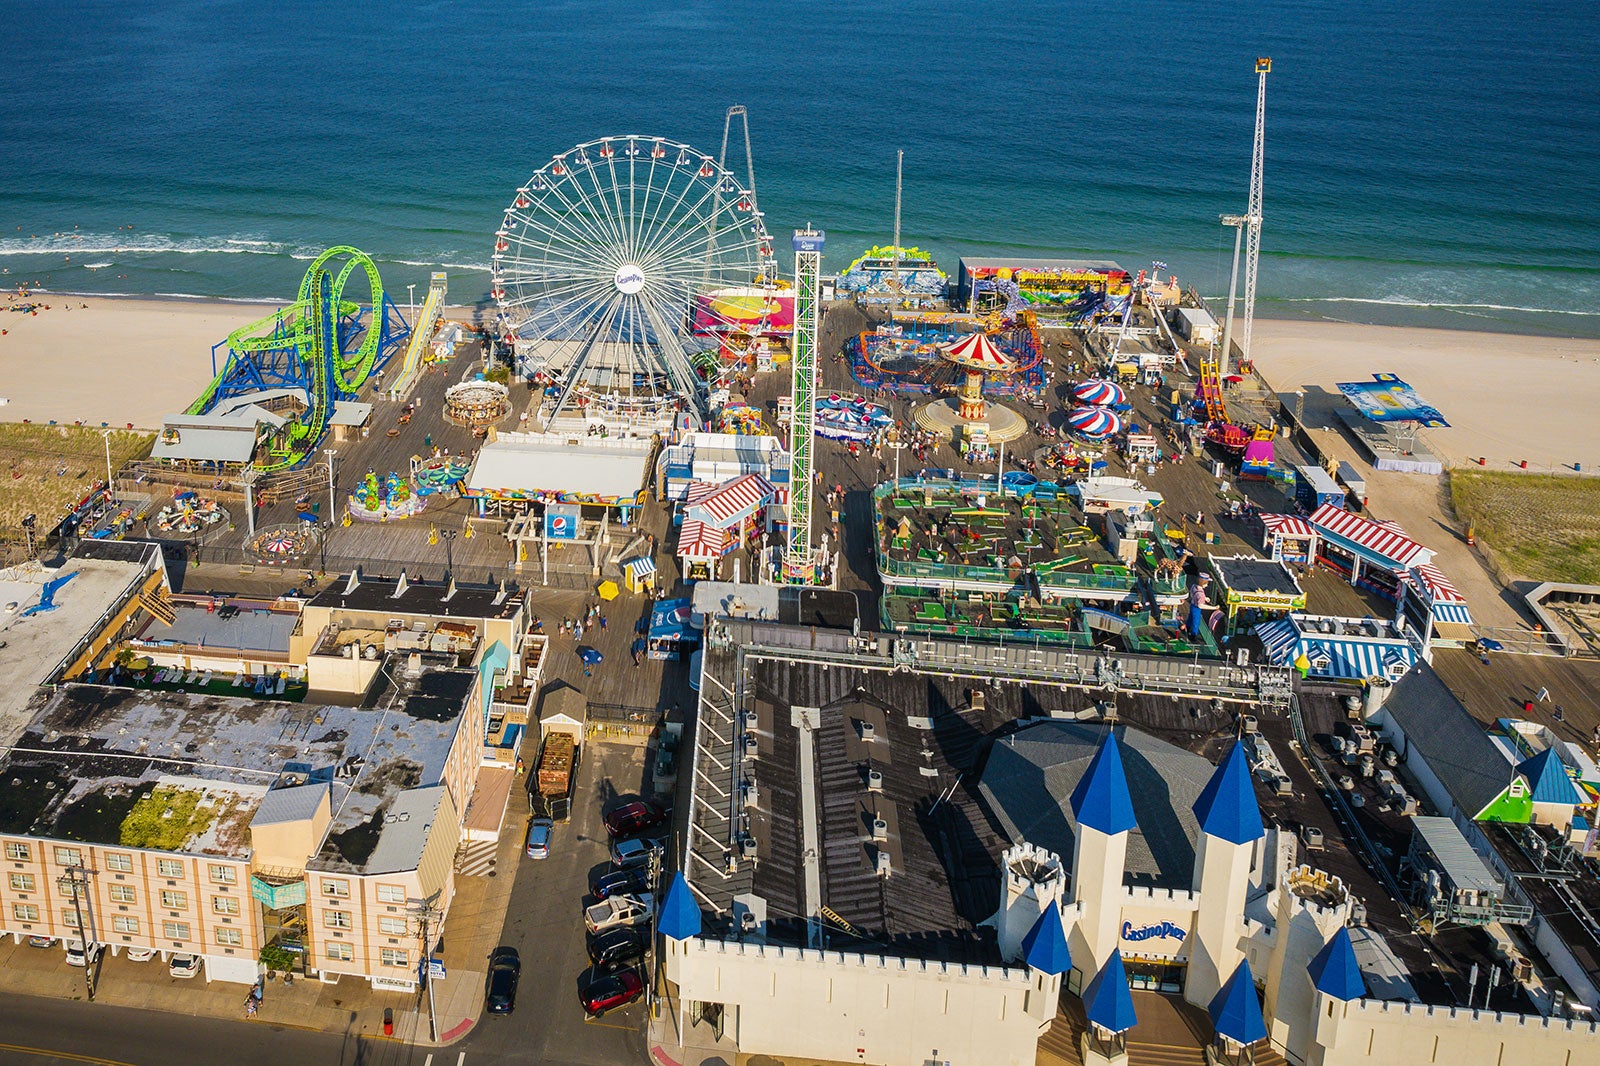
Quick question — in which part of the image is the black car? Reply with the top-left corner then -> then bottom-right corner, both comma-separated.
591,868 -> 650,901
485,946 -> 520,1014
587,927 -> 646,972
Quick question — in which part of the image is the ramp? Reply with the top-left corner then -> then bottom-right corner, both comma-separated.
388,271 -> 449,401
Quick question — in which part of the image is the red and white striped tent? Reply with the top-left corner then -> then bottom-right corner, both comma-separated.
942,332 -> 1014,371
1259,513 -> 1318,564
677,519 -> 732,561
685,473 -> 775,529
1309,504 -> 1435,571
1406,563 -> 1474,626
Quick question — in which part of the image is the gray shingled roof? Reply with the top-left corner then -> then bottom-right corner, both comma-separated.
1381,664 -> 1513,818
977,720 -> 1213,889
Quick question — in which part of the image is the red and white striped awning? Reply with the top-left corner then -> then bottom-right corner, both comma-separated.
1261,514 -> 1316,538
1408,563 -> 1466,604
677,519 -> 732,559
1310,503 -> 1434,570
685,473 -> 774,529
684,480 -> 717,504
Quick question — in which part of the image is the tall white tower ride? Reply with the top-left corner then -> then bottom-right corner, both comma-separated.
1220,58 -> 1271,377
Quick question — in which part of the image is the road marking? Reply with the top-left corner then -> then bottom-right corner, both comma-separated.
457,1055 -> 467,1066
424,1057 -> 433,1066
584,1017 -> 638,1031
0,1044 -> 138,1066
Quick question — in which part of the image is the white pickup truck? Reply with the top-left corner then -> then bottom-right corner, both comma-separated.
584,893 -> 656,933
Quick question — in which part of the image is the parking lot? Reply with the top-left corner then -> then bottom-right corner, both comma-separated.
464,739 -> 658,1066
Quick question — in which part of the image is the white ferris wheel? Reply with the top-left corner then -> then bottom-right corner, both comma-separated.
492,136 -> 776,425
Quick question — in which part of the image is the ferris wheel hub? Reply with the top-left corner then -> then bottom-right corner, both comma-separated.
613,264 -> 646,295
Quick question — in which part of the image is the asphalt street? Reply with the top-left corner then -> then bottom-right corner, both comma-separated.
0,743 -> 657,1066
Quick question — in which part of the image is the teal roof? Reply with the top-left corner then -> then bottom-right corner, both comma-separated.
1020,905 -> 1071,976
1069,731 -> 1139,836
1084,949 -> 1138,1034
1517,748 -> 1583,806
1209,960 -> 1267,1046
1308,927 -> 1366,1002
1192,740 -> 1265,846
658,871 -> 702,941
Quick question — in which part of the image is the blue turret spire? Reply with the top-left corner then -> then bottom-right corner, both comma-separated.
658,871 -> 702,941
1209,959 -> 1267,1046
1020,904 -> 1071,976
1307,926 -> 1366,1002
1084,949 -> 1139,1034
1193,740 -> 1265,846
1070,731 -> 1139,836
1516,747 -> 1583,805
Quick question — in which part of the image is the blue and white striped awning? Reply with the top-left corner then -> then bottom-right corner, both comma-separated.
1256,619 -> 1300,662
624,557 -> 658,579
1431,601 -> 1474,626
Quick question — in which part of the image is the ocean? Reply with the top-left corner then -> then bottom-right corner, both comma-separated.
2,0 -> 1597,336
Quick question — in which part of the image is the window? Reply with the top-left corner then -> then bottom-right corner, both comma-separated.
57,876 -> 83,894
215,927 -> 243,947
162,921 -> 190,941
8,873 -> 34,892
208,864 -> 236,885
157,859 -> 183,878
378,916 -> 408,936
321,879 -> 350,898
324,910 -> 352,930
53,847 -> 83,868
325,942 -> 353,962
376,883 -> 406,904
105,853 -> 133,873
379,947 -> 409,968
62,908 -> 81,928
5,842 -> 28,861
212,896 -> 239,916
112,915 -> 139,934
109,884 -> 136,904
12,904 -> 38,922
160,890 -> 188,910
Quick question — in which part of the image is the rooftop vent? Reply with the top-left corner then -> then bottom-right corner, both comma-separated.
875,850 -> 892,877
866,769 -> 884,793
740,835 -> 759,859
859,721 -> 876,742
870,817 -> 888,842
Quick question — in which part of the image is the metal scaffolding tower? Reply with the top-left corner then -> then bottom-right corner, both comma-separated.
786,228 -> 825,583
1220,57 -> 1271,377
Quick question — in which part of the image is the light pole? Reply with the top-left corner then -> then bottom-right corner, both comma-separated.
65,864 -> 99,1001
441,529 -> 456,579
99,429 -> 115,505
407,284 -> 416,318
324,448 -> 337,523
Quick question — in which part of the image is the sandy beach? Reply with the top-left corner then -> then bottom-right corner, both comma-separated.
1251,319 -> 1600,472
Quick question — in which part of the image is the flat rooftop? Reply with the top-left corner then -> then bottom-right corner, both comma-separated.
307,572 -> 523,621
465,432 -> 653,499
134,601 -> 298,654
0,548 -> 157,746
0,661 -> 473,872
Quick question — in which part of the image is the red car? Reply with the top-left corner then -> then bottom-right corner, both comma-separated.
604,800 -> 665,838
580,967 -> 644,1016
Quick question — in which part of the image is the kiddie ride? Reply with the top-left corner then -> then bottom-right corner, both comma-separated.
188,247 -> 409,472
348,471 -> 426,522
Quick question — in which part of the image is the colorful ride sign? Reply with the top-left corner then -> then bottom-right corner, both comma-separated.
1336,374 -> 1449,428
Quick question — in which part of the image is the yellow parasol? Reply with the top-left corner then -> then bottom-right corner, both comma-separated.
597,580 -> 620,601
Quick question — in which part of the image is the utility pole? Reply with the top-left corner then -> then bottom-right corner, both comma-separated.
99,429 -> 116,505
65,864 -> 99,1001
441,529 -> 456,578
408,283 -> 416,318
409,898 -> 442,1044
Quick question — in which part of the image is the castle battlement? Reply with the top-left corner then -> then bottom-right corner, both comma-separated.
690,937 -> 1034,985
1350,999 -> 1600,1032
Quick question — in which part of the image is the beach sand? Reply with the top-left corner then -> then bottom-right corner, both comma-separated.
0,297 -> 483,430
1251,319 -> 1600,472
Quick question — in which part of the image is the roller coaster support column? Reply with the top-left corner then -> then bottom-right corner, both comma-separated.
786,228 -> 825,584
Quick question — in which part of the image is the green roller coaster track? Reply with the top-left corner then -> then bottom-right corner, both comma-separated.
187,246 -> 388,473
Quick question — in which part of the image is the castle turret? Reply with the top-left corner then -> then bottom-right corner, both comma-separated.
1186,740 -> 1265,1009
1068,731 -> 1139,979
1263,865 -> 1352,1059
1082,949 -> 1139,1066
1208,959 -> 1268,1060
658,870 -> 704,1045
1306,926 -> 1366,1066
1021,902 -> 1072,1024
985,841 -> 1067,965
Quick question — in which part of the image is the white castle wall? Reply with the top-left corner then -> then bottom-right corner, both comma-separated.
1317,998 -> 1600,1066
666,938 -> 1045,1066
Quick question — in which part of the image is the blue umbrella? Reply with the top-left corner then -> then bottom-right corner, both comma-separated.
577,646 -> 604,665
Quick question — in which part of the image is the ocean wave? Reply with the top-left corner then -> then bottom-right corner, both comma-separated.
0,233 -> 306,258
82,262 -> 113,270
1274,296 -> 1600,318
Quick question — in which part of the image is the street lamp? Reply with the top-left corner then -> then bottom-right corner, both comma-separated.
324,448 -> 337,522
441,529 -> 456,579
407,283 -> 416,318
99,429 -> 115,505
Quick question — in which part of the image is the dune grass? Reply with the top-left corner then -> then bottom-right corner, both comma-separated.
0,422 -> 153,529
1449,470 -> 1600,584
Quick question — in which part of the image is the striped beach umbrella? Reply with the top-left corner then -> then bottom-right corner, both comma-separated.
1071,380 -> 1127,407
1067,406 -> 1125,441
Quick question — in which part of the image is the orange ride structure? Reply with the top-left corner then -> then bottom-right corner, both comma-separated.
1197,358 -> 1252,453
913,331 -> 1030,444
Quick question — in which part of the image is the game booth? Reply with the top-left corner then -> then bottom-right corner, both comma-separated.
1208,555 -> 1307,637
1399,563 -> 1476,649
1308,503 -> 1434,604
1258,514 -> 1318,565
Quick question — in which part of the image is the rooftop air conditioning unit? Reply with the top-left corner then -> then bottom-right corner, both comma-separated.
859,722 -> 876,742
871,817 -> 889,842
743,779 -> 759,808
740,835 -> 759,859
743,734 -> 759,758
867,769 -> 884,793
875,850 -> 891,877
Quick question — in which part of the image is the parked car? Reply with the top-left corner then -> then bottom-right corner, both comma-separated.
587,927 -> 646,972
604,800 -> 666,838
584,893 -> 655,933
525,817 -> 554,859
65,941 -> 101,967
484,947 -> 521,1015
609,837 -> 655,869
168,953 -> 201,979
124,946 -> 157,962
580,967 -> 645,1016
26,935 -> 56,949
591,868 -> 651,901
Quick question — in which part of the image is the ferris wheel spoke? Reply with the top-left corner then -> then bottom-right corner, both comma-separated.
634,163 -> 719,269
635,289 -> 704,419
549,290 -> 626,423
638,206 -> 758,283
502,212 -> 614,275
507,200 -> 622,272
567,161 -> 631,263
506,190 -> 622,262
635,176 -> 748,275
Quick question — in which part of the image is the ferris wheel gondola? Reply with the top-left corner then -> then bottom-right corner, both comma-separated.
492,135 -> 775,427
